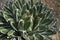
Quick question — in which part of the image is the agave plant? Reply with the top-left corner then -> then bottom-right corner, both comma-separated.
0,0 -> 57,40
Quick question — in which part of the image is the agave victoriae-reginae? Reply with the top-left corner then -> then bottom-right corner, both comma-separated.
0,0 -> 57,40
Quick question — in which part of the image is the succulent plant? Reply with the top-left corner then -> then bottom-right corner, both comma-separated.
0,0 -> 57,40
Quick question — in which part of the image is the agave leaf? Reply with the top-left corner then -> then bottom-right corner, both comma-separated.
14,0 -> 21,10
0,27 -> 9,34
43,35 -> 52,40
28,15 -> 33,31
3,11 -> 14,23
10,22 -> 17,31
37,2 -> 43,13
11,38 -> 17,40
31,0 -> 33,7
18,19 -> 24,30
32,5 -> 37,17
9,1 -> 13,12
0,21 -> 3,25
15,9 -> 20,22
41,30 -> 56,35
26,2 -> 30,10
35,34 -> 43,40
17,0 -> 22,8
0,15 -> 7,23
21,0 -> 26,5
2,11 -> 17,30
7,30 -> 15,37
21,4 -> 27,15
4,6 -> 13,15
41,19 -> 54,25
24,18 -> 31,30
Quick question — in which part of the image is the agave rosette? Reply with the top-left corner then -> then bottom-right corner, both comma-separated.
0,0 -> 57,40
